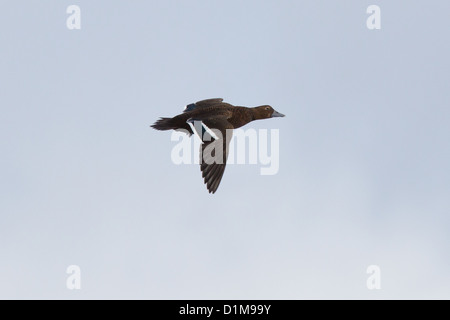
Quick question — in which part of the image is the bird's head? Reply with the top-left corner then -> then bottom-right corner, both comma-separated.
252,105 -> 285,120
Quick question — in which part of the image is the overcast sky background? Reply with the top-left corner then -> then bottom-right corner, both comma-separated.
1,1 -> 449,299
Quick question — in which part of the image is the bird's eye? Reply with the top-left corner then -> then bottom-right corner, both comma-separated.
265,107 -> 270,110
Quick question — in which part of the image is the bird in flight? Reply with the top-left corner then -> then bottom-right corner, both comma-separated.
151,98 -> 285,194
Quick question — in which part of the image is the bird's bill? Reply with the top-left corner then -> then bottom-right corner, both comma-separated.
272,110 -> 285,117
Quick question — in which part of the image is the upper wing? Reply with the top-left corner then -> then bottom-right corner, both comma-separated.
195,98 -> 224,107
187,114 -> 233,194
183,98 -> 228,113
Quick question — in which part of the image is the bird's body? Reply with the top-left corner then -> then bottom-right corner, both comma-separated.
176,105 -> 252,131
151,98 -> 285,194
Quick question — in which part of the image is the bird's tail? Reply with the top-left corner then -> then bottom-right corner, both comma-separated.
151,117 -> 176,131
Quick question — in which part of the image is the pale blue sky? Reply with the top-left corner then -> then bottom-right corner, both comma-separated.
0,1 -> 449,299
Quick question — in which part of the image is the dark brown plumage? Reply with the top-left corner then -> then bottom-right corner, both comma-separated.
151,98 -> 285,194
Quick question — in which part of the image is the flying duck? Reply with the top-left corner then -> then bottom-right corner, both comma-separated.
151,98 -> 285,194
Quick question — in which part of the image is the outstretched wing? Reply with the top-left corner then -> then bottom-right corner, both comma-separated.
187,114 -> 233,194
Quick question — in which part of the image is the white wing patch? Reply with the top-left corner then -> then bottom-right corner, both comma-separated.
186,119 -> 220,142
